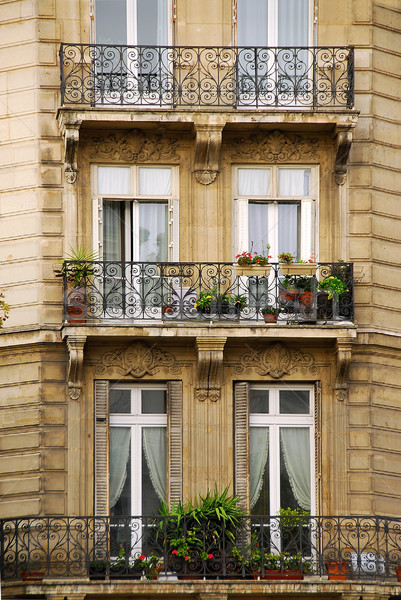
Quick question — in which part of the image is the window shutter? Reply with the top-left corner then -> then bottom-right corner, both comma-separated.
234,381 -> 249,510
93,197 -> 103,258
233,197 -> 249,257
300,198 -> 314,260
168,198 -> 180,261
94,379 -> 110,515
167,380 -> 183,505
314,380 -> 321,515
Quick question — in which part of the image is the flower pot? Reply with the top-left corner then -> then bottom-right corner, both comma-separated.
280,263 -> 317,276
326,561 -> 349,580
21,570 -> 45,582
66,285 -> 86,323
299,291 -> 315,309
263,313 -> 277,323
259,569 -> 303,580
396,567 -> 401,581
280,289 -> 299,302
235,265 -> 271,277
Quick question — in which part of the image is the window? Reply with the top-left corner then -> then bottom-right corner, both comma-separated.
234,382 -> 315,515
93,165 -> 179,262
109,384 -> 167,516
234,166 -> 316,261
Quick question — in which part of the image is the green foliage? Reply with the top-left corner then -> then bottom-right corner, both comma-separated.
282,275 -> 314,291
54,247 -> 98,287
0,292 -> 10,328
279,506 -> 310,529
318,275 -> 349,300
194,287 -> 247,311
261,306 -> 281,315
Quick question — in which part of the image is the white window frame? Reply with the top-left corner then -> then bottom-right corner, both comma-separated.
233,165 -> 318,262
92,165 -> 179,262
109,383 -> 167,517
249,383 -> 315,516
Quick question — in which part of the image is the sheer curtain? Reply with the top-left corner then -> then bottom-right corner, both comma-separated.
250,427 -> 269,509
103,201 -> 122,261
279,169 -> 310,196
139,203 -> 168,261
280,427 -> 311,510
98,167 -> 131,195
278,203 -> 299,257
237,0 -> 268,46
142,427 -> 166,502
278,0 -> 309,46
238,168 -> 270,196
110,427 -> 131,509
139,167 -> 171,196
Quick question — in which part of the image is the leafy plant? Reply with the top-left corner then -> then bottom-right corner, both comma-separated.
54,247 -> 98,287
318,276 -> 348,300
279,507 -> 310,529
0,292 -> 10,328
261,306 -> 281,316
278,252 -> 296,264
282,276 -> 314,291
194,287 -> 246,311
236,243 -> 271,266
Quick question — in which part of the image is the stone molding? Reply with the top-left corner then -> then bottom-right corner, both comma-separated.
63,121 -> 82,184
334,127 -> 353,185
335,338 -> 353,401
235,341 -> 318,378
95,341 -> 182,378
89,128 -> 180,163
231,129 -> 319,162
194,124 -> 224,185
195,336 -> 227,402
66,335 -> 87,400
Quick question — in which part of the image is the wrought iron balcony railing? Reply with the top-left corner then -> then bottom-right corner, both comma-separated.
62,261 -> 354,324
2,515 -> 400,581
60,44 -> 354,108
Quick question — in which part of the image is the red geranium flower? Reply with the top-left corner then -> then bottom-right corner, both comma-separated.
172,549 -> 178,555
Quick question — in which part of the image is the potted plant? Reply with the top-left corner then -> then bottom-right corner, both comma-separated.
318,276 -> 348,300
235,244 -> 272,276
194,287 -> 246,316
19,562 -> 45,582
0,292 -> 10,328
325,559 -> 349,580
261,306 -> 281,323
279,252 -> 317,276
54,247 -> 98,322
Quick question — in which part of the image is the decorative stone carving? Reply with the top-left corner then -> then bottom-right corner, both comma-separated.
235,342 -> 317,378
195,336 -> 227,402
335,338 -> 353,401
95,341 -> 181,378
64,122 -> 82,184
66,335 -> 87,400
334,127 -> 353,185
90,129 -> 180,162
231,129 -> 319,162
194,124 -> 223,185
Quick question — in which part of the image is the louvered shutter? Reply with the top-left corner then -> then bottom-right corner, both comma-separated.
92,196 -> 103,258
234,381 -> 249,510
314,380 -> 321,515
168,198 -> 180,261
300,198 -> 315,260
94,379 -> 110,515
233,197 -> 249,256
167,380 -> 183,505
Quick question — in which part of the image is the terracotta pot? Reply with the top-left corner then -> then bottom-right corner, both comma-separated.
299,291 -> 315,308
21,570 -> 45,582
263,313 -> 277,323
66,285 -> 86,323
396,567 -> 401,581
326,561 -> 349,580
259,569 -> 303,580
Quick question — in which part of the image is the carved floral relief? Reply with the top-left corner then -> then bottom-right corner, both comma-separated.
231,130 -> 319,162
95,341 -> 182,378
235,342 -> 318,379
89,128 -> 180,163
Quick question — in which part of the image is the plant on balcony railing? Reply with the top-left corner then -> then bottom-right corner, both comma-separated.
318,275 -> 349,300
194,286 -> 246,315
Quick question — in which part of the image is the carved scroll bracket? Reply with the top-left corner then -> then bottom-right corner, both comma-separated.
195,336 -> 227,402
66,335 -> 87,400
335,338 -> 353,401
194,124 -> 224,185
334,126 -> 353,186
63,121 -> 82,184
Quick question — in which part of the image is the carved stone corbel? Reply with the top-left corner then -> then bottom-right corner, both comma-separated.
334,127 -> 353,185
193,124 -> 223,185
63,121 -> 82,184
195,336 -> 227,402
335,338 -> 353,401
66,335 -> 87,400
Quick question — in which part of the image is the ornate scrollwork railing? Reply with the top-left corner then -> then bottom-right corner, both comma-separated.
62,261 -> 354,324
60,44 -> 354,108
1,515 -> 400,581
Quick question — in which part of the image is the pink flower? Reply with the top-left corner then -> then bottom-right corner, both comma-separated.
185,555 -> 190,561
139,554 -> 145,560
208,553 -> 213,559
172,549 -> 178,555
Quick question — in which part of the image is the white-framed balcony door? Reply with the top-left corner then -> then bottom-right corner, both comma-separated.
235,0 -> 312,108
94,0 -> 172,106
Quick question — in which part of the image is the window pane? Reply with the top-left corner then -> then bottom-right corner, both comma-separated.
238,168 -> 270,196
98,166 -> 131,195
103,201 -> 124,261
137,0 -> 168,45
250,427 -> 269,514
142,428 -> 166,515
95,0 -> 127,45
139,202 -> 168,261
278,0 -> 309,46
141,389 -> 166,414
249,202 -> 269,256
110,428 -> 131,515
278,202 -> 299,257
110,389 -> 131,413
280,428 -> 310,510
237,0 -> 268,46
139,168 -> 171,195
279,169 -> 310,196
280,390 -> 310,414
250,389 -> 269,413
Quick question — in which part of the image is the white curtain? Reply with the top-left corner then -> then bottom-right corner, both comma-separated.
279,168 -> 310,196
98,166 -> 131,195
278,202 -> 299,257
103,201 -> 122,261
250,427 -> 269,509
143,427 -> 167,502
280,427 -> 311,510
278,0 -> 309,46
238,168 -> 270,196
139,202 -> 168,261
110,427 -> 131,509
139,167 -> 171,196
249,202 -> 269,255
237,0 -> 268,46
157,0 -> 168,45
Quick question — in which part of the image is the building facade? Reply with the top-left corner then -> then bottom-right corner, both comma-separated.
0,1 -> 401,599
